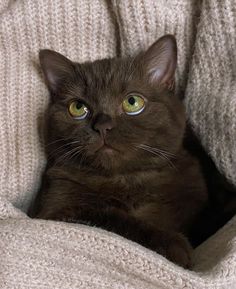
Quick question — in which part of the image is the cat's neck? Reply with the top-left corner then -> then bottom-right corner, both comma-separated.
50,146 -> 195,179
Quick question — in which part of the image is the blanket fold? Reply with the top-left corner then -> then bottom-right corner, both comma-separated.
0,217 -> 236,289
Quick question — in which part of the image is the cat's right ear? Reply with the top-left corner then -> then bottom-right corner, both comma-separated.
39,49 -> 75,93
141,35 -> 177,90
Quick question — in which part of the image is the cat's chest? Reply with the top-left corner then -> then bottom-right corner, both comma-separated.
48,160 -> 206,210
62,167 -> 178,205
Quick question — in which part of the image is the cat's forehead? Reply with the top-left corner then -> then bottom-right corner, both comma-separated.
75,57 -> 139,96
60,57 -> 142,115
60,57 -> 146,116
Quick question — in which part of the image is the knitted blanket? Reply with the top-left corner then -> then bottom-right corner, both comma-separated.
0,0 -> 235,288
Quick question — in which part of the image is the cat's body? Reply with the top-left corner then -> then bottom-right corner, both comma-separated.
31,35 -> 236,268
38,146 -> 207,236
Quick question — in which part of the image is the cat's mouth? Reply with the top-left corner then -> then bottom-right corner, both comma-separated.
95,141 -> 119,154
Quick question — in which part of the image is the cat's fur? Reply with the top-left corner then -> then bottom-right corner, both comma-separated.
31,35 -> 236,268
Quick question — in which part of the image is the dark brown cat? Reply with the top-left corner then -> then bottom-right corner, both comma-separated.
31,35 -> 235,268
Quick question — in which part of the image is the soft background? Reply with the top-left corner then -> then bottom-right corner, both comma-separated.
0,0 -> 235,288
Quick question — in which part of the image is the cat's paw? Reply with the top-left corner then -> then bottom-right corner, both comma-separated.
165,234 -> 192,268
149,231 -> 192,268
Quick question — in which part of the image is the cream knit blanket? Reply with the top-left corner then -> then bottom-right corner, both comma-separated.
0,1 -> 235,288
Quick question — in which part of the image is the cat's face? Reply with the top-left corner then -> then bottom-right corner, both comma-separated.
40,35 -> 185,172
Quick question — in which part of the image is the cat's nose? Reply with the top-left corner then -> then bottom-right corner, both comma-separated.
92,114 -> 114,137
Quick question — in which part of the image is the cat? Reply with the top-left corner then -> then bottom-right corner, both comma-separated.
30,35 -> 236,268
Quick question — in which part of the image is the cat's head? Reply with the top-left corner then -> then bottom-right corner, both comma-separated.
40,35 -> 185,172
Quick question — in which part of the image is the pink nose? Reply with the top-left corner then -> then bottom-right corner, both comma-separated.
92,114 -> 114,137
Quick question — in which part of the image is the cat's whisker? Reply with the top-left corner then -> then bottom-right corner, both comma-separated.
49,139 -> 82,151
47,144 -> 71,159
68,147 -> 86,163
62,146 -> 82,162
54,145 -> 85,166
133,143 -> 175,157
47,140 -> 83,161
78,148 -> 89,167
53,149 -> 75,166
69,150 -> 83,163
135,144 -> 177,170
138,144 -> 176,158
143,147 -> 176,170
45,137 -> 72,147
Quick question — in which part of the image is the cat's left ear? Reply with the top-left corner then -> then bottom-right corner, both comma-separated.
142,35 -> 177,90
39,49 -> 75,93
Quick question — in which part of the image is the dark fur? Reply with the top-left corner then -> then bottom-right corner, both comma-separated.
30,35 -> 236,268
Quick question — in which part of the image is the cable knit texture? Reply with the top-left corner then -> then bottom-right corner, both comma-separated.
0,0 -> 235,288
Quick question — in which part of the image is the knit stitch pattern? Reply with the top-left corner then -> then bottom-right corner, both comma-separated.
0,0 -> 235,288
185,0 -> 236,183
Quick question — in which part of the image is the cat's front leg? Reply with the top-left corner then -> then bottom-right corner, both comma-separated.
35,207 -> 79,222
147,229 -> 192,268
35,203 -> 191,268
69,207 -> 192,268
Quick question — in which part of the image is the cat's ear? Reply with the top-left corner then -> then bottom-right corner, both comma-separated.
39,49 -> 75,93
142,35 -> 177,89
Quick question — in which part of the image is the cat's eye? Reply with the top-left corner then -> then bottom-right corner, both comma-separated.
68,100 -> 89,119
122,95 -> 145,115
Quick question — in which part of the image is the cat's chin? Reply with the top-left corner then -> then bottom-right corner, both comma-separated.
98,146 -> 115,155
95,145 -> 118,163
87,145 -> 123,171
96,144 -> 118,155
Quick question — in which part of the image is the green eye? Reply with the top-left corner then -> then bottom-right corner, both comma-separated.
122,95 -> 145,115
68,100 -> 89,119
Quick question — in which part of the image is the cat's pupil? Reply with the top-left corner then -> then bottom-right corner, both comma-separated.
128,97 -> 135,105
76,102 -> 83,110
